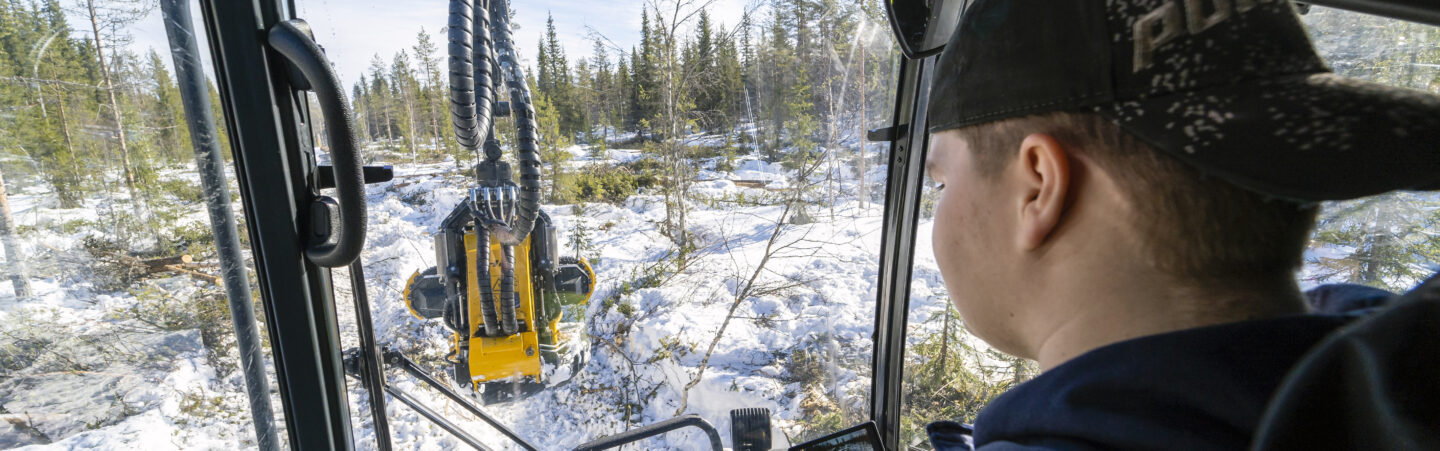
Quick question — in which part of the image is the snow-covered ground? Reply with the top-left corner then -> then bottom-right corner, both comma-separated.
338,144 -> 904,449
1,137 -> 1432,450
0,140 -> 924,449
0,168 -> 271,449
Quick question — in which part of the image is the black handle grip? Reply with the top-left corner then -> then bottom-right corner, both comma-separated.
318,165 -> 394,190
267,20 -> 366,268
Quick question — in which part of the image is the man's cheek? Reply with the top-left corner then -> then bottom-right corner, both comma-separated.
931,195 -> 956,264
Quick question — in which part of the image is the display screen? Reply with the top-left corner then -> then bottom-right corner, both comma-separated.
790,422 -> 884,451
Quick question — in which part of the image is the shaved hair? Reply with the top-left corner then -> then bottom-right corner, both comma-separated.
953,111 -> 1318,282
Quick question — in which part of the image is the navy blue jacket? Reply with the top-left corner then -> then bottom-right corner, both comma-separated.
926,314 -> 1353,450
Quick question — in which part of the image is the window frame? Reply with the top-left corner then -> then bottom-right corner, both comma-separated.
198,0 -> 353,448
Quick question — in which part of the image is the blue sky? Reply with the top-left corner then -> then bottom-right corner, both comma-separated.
109,0 -> 752,90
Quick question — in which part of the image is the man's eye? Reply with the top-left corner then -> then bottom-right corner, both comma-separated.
935,183 -> 946,192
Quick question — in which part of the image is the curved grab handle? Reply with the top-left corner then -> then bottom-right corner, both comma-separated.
267,20 -> 366,268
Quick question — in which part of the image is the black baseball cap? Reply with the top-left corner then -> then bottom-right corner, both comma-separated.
927,0 -> 1440,202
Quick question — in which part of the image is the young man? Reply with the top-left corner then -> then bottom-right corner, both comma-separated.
920,0 -> 1440,449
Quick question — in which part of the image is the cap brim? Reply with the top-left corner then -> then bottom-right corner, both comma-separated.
1097,73 -> 1440,202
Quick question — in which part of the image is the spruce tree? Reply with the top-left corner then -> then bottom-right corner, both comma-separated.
760,5 -> 794,156
368,55 -> 395,145
627,44 -> 644,133
573,58 -> 594,142
690,10 -> 720,132
530,74 -> 572,202
615,56 -> 631,134
537,13 -> 583,138
590,39 -> 614,144
537,36 -> 552,98
352,81 -> 370,142
148,50 -> 187,162
206,78 -> 231,159
7,0 -> 87,207
714,31 -> 745,134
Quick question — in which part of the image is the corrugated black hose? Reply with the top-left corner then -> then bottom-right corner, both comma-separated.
485,0 -> 539,337
488,0 -> 542,245
499,244 -> 519,334
474,217 -> 501,337
472,0 -> 497,149
449,0 -> 542,338
448,0 -> 497,150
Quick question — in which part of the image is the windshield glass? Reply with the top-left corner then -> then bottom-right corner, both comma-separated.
894,6 -> 1440,450
0,0 -> 283,448
297,0 -> 899,448
3,2 -> 1435,450
1296,6 -> 1440,294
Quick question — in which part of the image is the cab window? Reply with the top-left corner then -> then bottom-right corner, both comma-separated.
895,6 -> 1440,449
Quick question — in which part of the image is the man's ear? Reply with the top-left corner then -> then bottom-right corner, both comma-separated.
1013,133 -> 1070,251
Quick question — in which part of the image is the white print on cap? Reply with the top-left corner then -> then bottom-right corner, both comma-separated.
1132,0 -> 1280,73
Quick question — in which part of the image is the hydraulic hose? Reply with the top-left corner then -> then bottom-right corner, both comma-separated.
475,218 -> 501,337
452,0 -> 537,339
488,0 -> 542,245
498,244 -> 519,335
485,24 -> 503,162
447,0 -> 477,147
472,0 -> 498,148
484,13 -> 503,162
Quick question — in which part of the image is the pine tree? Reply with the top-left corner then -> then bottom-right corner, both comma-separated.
740,10 -> 757,130
413,28 -> 446,157
16,95 -> 84,207
82,0 -> 147,206
391,50 -> 420,159
898,301 -> 1034,444
784,0 -> 818,172
113,49 -> 162,206
1310,195 -> 1440,291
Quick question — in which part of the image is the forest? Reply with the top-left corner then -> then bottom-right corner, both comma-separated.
340,0 -> 898,250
